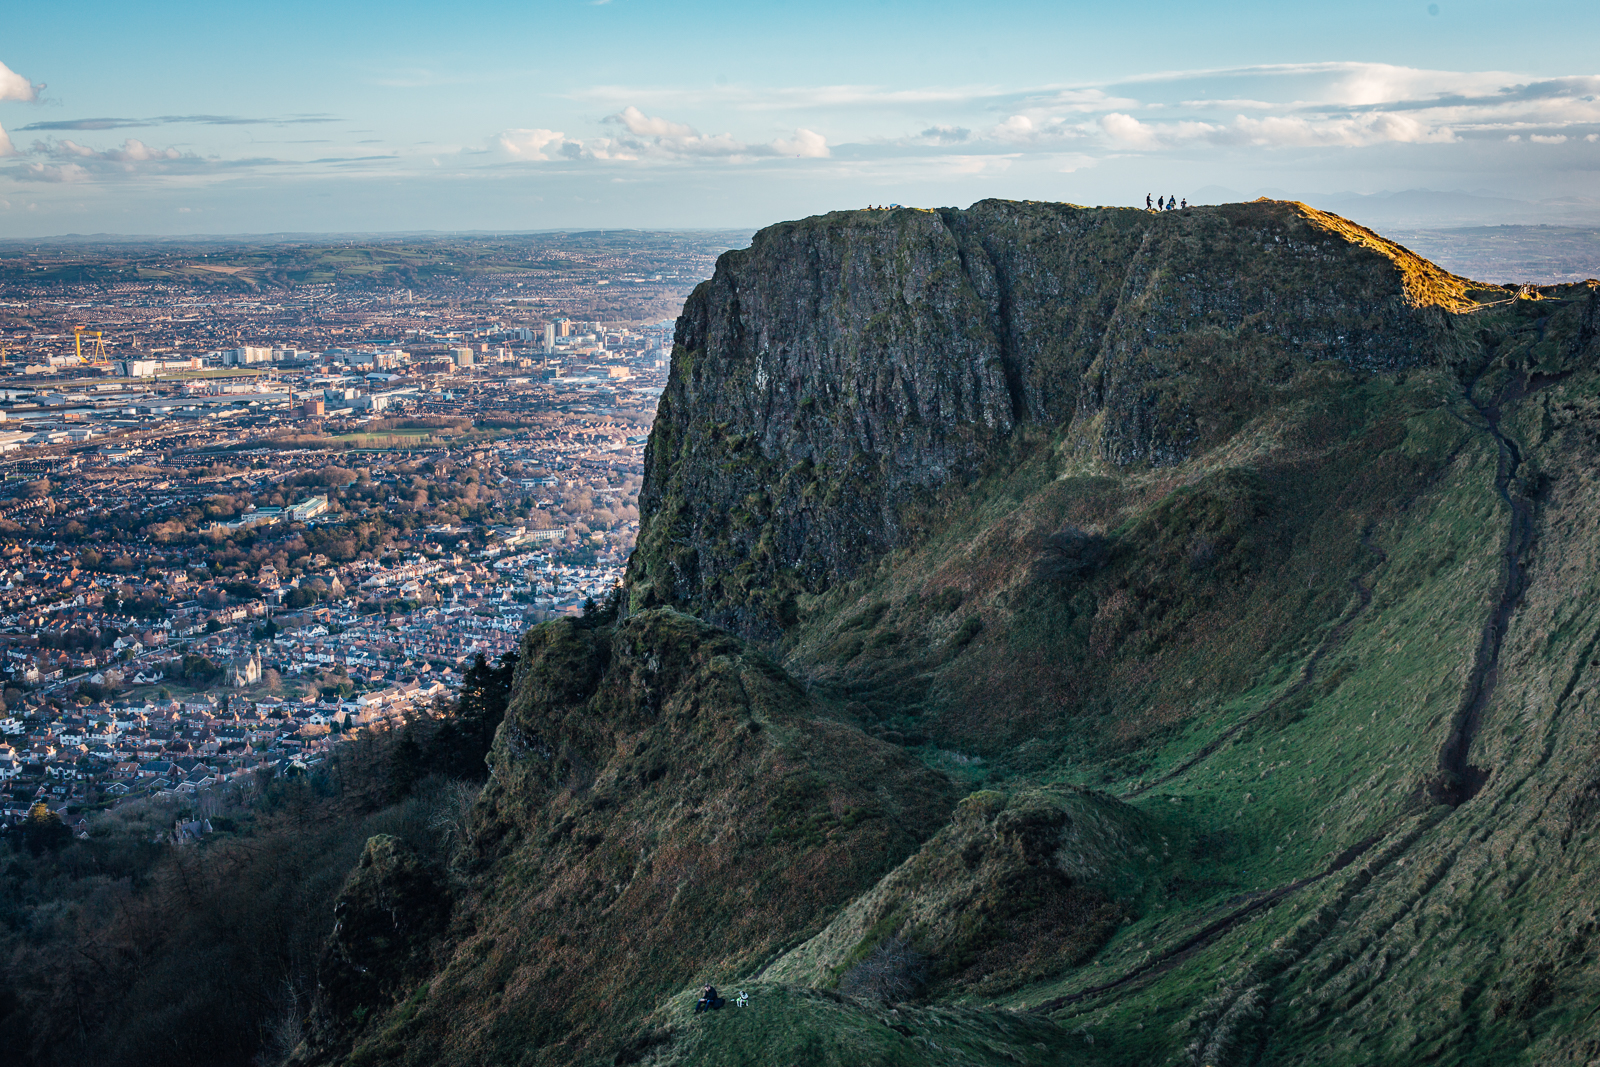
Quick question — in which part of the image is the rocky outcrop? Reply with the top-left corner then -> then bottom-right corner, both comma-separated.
628,199 -> 1490,638
765,787 -> 1149,999
313,835 -> 451,1032
297,204 -> 1600,1067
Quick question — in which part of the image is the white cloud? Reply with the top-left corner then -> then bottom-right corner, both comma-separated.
43,138 -> 183,163
994,115 -> 1035,138
7,136 -> 202,181
497,128 -> 574,161
1099,113 -> 1160,148
525,64 -> 1599,176
0,60 -> 40,103
771,128 -> 829,158
601,107 -> 774,158
1226,112 -> 1458,147
0,123 -> 15,158
1530,134 -> 1568,144
20,162 -> 89,183
609,106 -> 695,139
575,83 -> 997,112
916,125 -> 972,145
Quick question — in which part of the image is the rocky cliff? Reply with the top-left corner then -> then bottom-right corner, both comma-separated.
628,199 -> 1490,638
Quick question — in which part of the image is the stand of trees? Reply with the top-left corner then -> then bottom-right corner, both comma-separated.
0,651 -> 519,1067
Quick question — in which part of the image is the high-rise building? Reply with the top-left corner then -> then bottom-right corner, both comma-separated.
544,323 -> 556,353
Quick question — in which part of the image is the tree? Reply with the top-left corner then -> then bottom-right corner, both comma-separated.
387,724 -> 426,800
22,801 -> 72,855
181,654 -> 223,686
421,651 -> 518,781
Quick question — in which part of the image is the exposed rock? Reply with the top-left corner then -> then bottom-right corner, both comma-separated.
628,199 -> 1492,638
301,199 -> 1600,1067
310,834 -> 450,1044
313,609 -> 957,1067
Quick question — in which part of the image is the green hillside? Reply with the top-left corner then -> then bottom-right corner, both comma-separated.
292,201 -> 1600,1067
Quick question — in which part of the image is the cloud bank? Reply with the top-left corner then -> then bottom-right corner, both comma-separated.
497,107 -> 828,165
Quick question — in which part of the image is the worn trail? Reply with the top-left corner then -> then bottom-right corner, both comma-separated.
1075,362 -> 1555,1020
1430,363 -> 1555,805
1031,834 -> 1385,1013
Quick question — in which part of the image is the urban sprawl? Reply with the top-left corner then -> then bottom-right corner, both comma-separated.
0,230 -> 744,833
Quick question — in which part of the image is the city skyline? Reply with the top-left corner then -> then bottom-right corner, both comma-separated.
1,0 -> 1597,235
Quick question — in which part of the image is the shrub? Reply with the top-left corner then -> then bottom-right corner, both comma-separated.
1033,528 -> 1110,582
838,936 -> 928,1003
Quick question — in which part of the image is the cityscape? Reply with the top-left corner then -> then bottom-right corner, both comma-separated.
0,230 -> 748,827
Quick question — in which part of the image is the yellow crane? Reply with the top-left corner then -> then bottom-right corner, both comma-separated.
74,327 -> 108,364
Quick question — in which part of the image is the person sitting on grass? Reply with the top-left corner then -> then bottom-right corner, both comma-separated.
695,984 -> 726,1013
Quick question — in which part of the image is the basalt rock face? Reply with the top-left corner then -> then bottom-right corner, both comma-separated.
628,199 -> 1474,639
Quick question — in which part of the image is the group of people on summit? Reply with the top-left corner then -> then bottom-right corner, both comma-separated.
1147,194 -> 1186,211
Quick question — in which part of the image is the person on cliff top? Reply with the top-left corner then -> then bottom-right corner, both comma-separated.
695,985 -> 726,1013
1181,198 -> 1188,209
1146,193 -> 1153,209
1167,195 -> 1177,210
1156,196 -> 1165,210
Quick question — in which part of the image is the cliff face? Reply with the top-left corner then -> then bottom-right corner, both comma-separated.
629,199 -> 1480,637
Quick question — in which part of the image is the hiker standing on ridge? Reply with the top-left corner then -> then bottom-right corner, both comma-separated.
1146,193 -> 1153,209
1181,198 -> 1187,209
1156,196 -> 1165,210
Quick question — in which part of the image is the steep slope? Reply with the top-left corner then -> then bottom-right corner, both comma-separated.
297,608 -> 956,1067
300,201 -> 1600,1067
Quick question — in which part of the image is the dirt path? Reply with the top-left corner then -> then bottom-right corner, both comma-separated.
1429,361 -> 1558,805
1051,359 -> 1560,1021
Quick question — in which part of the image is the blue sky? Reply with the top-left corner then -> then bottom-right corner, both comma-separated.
0,0 -> 1596,235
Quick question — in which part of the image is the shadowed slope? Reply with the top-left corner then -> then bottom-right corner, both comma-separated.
297,609 -> 956,1067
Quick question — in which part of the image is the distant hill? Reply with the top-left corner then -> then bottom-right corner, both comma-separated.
1385,225 -> 1600,285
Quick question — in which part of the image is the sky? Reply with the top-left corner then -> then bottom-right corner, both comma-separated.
0,0 -> 1597,236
